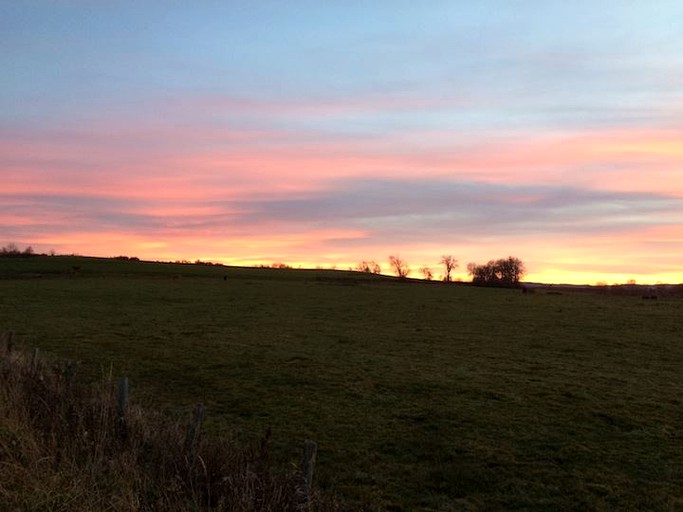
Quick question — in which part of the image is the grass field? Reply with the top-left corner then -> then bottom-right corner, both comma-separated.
1,256 -> 682,510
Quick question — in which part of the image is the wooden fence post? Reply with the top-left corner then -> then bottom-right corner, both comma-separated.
63,359 -> 74,387
5,331 -> 14,355
301,439 -> 317,502
31,347 -> 39,371
184,403 -> 206,456
117,376 -> 129,439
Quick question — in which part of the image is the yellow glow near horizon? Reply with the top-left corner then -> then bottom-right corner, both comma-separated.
11,236 -> 681,285
208,257 -> 683,285
524,270 -> 683,286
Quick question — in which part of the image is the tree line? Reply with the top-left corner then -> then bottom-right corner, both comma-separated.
2,242 -> 525,288
466,257 -> 525,287
357,254 -> 526,288
0,243 -> 37,257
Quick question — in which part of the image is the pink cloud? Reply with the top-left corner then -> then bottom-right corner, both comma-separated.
6,102 -> 682,205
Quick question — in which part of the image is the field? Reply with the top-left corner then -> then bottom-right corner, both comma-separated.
1,256 -> 682,510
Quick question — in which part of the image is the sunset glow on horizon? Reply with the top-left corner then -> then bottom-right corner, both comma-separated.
2,2 -> 683,285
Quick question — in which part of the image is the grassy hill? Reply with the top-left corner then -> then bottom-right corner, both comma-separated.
1,256 -> 682,510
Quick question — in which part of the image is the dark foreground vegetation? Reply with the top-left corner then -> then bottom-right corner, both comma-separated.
1,256 -> 682,510
0,337 -> 340,511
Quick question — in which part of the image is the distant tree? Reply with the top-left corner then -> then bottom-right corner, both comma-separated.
388,255 -> 410,279
114,255 -> 139,261
0,243 -> 20,257
440,255 -> 458,282
195,259 -> 217,266
468,261 -> 496,285
420,267 -> 433,280
356,260 -> 381,274
497,256 -> 525,286
0,243 -> 38,258
467,256 -> 525,288
626,279 -> 636,286
271,262 -> 291,269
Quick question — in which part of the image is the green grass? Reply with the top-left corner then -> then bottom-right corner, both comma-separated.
1,256 -> 682,510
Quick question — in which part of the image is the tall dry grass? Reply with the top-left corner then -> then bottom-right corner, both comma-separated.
0,337 -> 341,511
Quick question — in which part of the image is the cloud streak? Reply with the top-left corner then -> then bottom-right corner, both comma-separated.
2,178 -> 681,280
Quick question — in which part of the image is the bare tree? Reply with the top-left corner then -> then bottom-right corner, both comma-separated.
388,255 -> 410,278
356,261 -> 381,274
420,267 -> 433,280
440,255 -> 458,282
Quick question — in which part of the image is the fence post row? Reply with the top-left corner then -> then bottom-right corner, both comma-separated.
0,334 -> 322,502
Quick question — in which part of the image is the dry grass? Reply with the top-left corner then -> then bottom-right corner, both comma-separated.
0,338 -> 342,511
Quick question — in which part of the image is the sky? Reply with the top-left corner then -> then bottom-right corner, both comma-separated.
2,1 -> 683,284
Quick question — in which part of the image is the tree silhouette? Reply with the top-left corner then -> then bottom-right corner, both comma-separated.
356,261 -> 381,274
467,257 -> 525,287
420,267 -> 433,280
388,255 -> 410,278
440,255 -> 458,282
1,244 -> 37,258
0,243 -> 20,256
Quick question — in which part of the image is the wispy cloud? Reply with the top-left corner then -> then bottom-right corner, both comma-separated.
235,179 -> 683,241
3,178 -> 680,276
